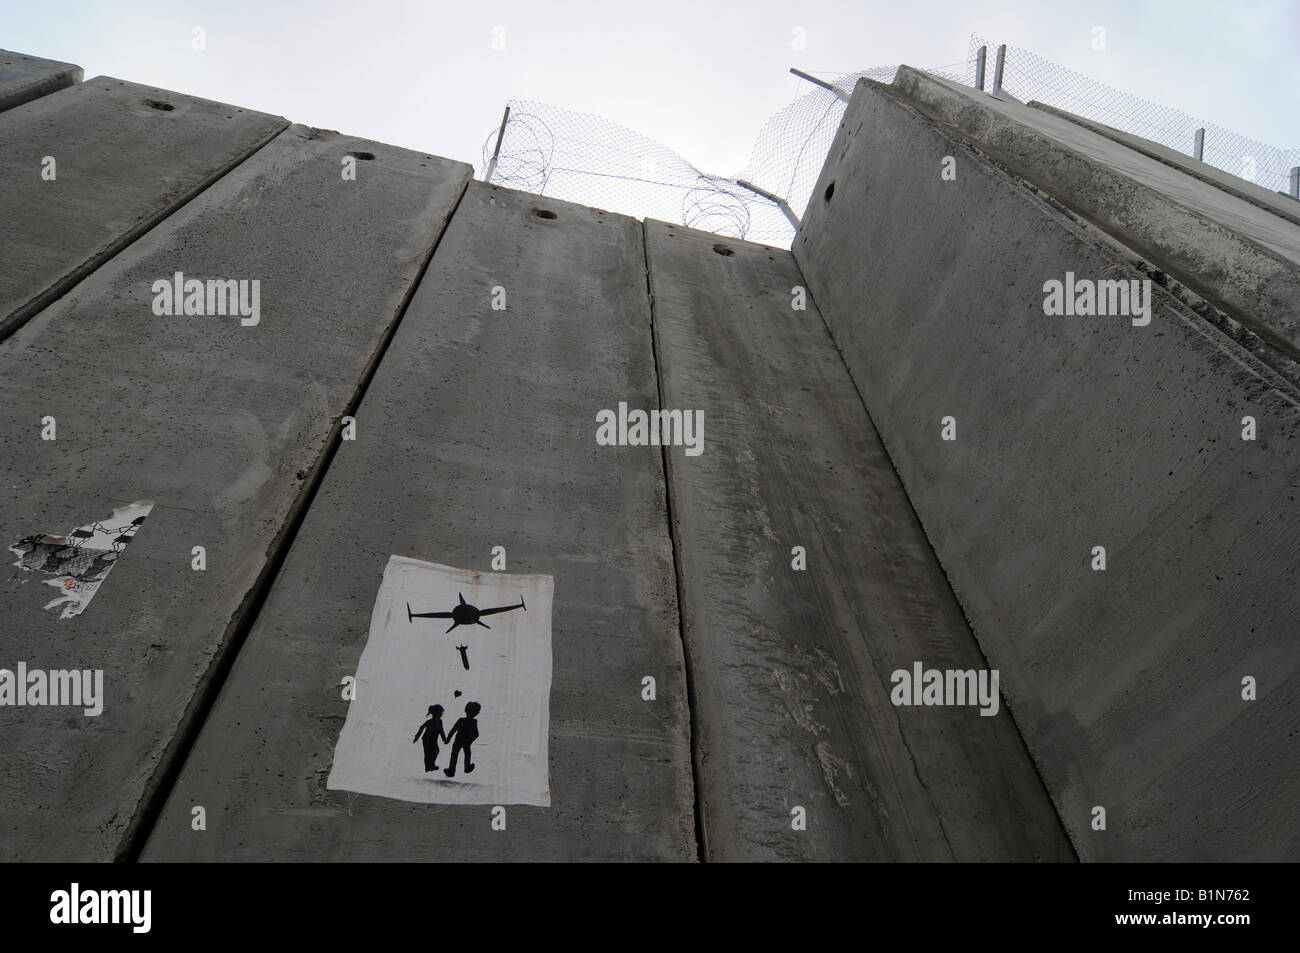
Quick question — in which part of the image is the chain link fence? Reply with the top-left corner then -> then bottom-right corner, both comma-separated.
736,62 -> 972,240
972,35 -> 1299,197
480,61 -> 970,248
482,36 -> 1297,248
481,100 -> 788,245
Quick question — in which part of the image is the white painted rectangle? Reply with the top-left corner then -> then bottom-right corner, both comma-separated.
327,555 -> 553,806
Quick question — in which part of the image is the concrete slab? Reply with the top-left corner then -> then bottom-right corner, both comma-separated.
0,125 -> 471,861
645,219 -> 1074,861
0,49 -> 81,112
795,77 -> 1300,860
887,67 -> 1300,359
0,77 -> 288,341
1027,101 -> 1300,229
139,183 -> 696,862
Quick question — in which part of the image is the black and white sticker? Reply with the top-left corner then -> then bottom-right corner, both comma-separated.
9,500 -> 153,619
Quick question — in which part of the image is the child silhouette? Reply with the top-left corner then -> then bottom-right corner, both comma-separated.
412,704 -> 448,772
443,701 -> 481,778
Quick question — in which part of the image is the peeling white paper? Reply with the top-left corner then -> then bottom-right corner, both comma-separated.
9,501 -> 154,619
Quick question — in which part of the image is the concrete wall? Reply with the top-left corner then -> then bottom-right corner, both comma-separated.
886,67 -> 1300,362
0,78 -> 288,341
141,184 -> 697,862
138,200 -> 1073,864
795,74 -> 1300,861
1026,101 -> 1300,228
646,219 -> 1072,861
0,123 -> 470,860
0,50 -> 81,113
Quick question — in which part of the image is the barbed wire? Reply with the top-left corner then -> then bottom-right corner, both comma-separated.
480,99 -> 801,245
481,37 -> 1297,248
478,63 -> 968,247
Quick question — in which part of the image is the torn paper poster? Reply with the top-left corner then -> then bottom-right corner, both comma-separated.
9,501 -> 154,620
327,555 -> 554,807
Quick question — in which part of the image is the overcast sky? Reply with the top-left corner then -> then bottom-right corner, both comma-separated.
4,0 -> 1297,180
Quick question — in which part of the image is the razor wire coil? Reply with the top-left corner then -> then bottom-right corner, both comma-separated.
480,37 -> 1295,248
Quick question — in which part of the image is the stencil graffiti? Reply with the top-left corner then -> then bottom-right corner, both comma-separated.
328,555 -> 553,806
407,591 -> 527,669
413,704 -> 449,771
444,700 -> 481,777
9,501 -> 154,619
414,699 -> 483,776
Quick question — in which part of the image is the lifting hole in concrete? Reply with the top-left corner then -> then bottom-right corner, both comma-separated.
348,151 -> 376,160
532,208 -> 558,220
144,99 -> 175,111
713,243 -> 735,257
824,181 -> 835,202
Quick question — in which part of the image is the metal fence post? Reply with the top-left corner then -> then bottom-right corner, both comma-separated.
484,104 -> 511,182
1193,127 -> 1205,161
1290,166 -> 1299,199
789,67 -> 851,103
736,178 -> 801,230
992,44 -> 1006,96
975,46 -> 987,90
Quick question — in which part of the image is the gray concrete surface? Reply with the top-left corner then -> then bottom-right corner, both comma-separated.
0,78 -> 288,341
140,183 -> 697,862
1027,101 -> 1300,228
887,67 -> 1300,359
0,124 -> 470,861
0,49 -> 82,113
646,219 -> 1074,861
795,76 -> 1300,860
